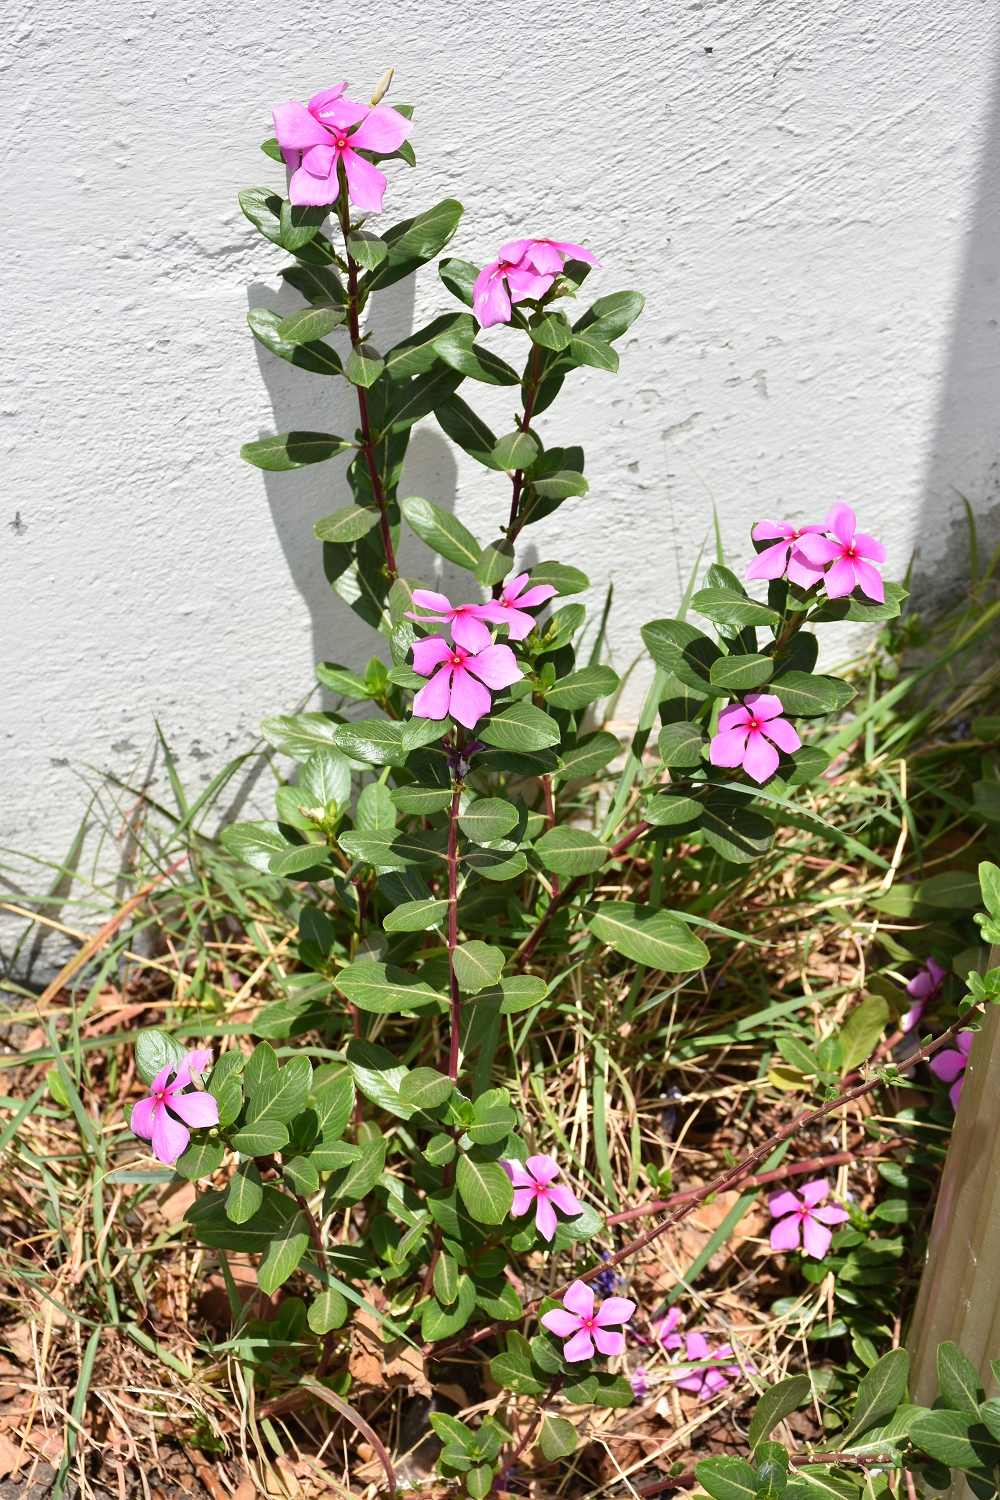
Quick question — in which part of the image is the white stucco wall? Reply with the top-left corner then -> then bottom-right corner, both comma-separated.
3,0 -> 1000,932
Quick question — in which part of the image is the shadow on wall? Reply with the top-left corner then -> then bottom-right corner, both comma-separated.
913,50 -> 1000,618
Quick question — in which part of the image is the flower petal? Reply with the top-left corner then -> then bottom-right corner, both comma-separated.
709,728 -> 750,768
742,729 -> 779,784
798,1178 -> 831,1208
595,1297 -> 635,1327
341,148 -> 388,213
823,558 -> 858,598
129,1097 -> 156,1141
511,1188 -> 535,1217
563,1328 -> 596,1362
745,541 -> 792,581
950,1077 -> 965,1110
549,239 -> 601,265
958,1031 -> 975,1055
854,558 -> 885,603
411,635 -> 455,675
465,643 -> 523,690
350,103 -> 414,154
513,584 -> 558,608
289,161 -> 339,207
272,100 -> 332,150
763,716 -> 801,754
811,1204 -> 850,1225
450,612 -> 494,653
149,1064 -> 174,1095
853,532 -> 886,564
769,1189 -> 802,1217
546,1182 -> 582,1217
410,588 -> 454,613
743,693 -> 785,720
494,606 -> 538,642
825,503 -> 857,548
751,520 -> 796,541
717,703 -> 752,732
167,1091 -> 220,1129
562,1280 -> 595,1319
685,1332 -> 710,1360
473,266 -> 512,329
525,1154 -> 560,1184
786,550 -> 827,588
594,1328 -> 625,1356
501,1159 -> 534,1188
412,665 -> 454,721
794,533 -> 841,565
929,1048 -> 967,1083
542,1309 -> 583,1338
151,1106 -> 189,1165
307,83 -> 348,113
534,1194 -> 558,1241
769,1213 -> 803,1252
447,666 -> 491,729
802,1215 -> 833,1259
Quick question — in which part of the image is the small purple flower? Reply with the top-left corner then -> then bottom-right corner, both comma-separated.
500,1155 -> 581,1241
929,1030 -> 974,1109
768,1179 -> 849,1259
541,1279 -> 636,1362
630,1366 -> 648,1399
672,1332 -> 745,1401
901,958 -> 946,1033
129,1048 -> 219,1165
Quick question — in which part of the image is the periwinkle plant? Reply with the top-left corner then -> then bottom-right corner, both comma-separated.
125,69 -> 920,1488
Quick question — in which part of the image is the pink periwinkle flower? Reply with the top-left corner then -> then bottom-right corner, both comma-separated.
630,1367 -> 648,1399
672,1332 -> 745,1400
768,1179 -> 849,1260
928,1030 -> 974,1110
473,238 -> 601,329
501,1154 -> 582,1241
794,504 -> 886,603
405,589 -> 494,653
709,693 -> 801,784
272,83 -> 413,212
541,1279 -> 636,1362
650,1307 -> 683,1349
902,957 -> 946,1033
471,573 -> 558,640
411,635 -> 522,730
745,520 -> 827,590
129,1049 -> 219,1165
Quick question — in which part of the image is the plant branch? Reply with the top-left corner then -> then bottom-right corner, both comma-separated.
513,821 -> 650,971
447,774 -> 463,1081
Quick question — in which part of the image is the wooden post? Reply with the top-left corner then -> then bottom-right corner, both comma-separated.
908,1002 -> 1000,1404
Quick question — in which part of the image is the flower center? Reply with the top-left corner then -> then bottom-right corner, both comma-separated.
846,544 -> 856,557
534,1182 -> 547,1196
747,717 -> 760,732
335,136 -> 348,149
449,653 -> 464,667
154,1090 -> 166,1102
580,1315 -> 596,1331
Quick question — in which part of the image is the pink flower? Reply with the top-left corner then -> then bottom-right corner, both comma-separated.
129,1049 -> 219,1165
768,1179 -> 849,1259
272,84 -> 413,212
672,1332 -> 744,1400
929,1030 -> 974,1110
501,1154 -> 582,1241
411,636 -> 522,729
902,958 -> 946,1032
630,1367 -> 648,1398
794,504 -> 886,603
541,1279 -> 636,1362
473,238 -> 600,329
405,589 -> 493,653
709,693 -> 801,784
745,520 -> 827,590
470,573 -> 558,641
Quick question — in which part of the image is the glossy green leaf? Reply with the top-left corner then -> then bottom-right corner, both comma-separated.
175,1140 -> 224,1182
229,1118 -> 290,1156
700,795 -> 774,863
710,654 -> 774,692
390,784 -> 454,814
365,198 -> 464,292
468,1088 -> 516,1144
241,431 -> 352,472
398,1068 -> 454,1109
529,470 -> 590,501
346,344 -> 385,387
384,313 -> 464,380
557,731 -> 620,779
308,1287 -> 348,1333
325,1136 -> 388,1204
459,798 -> 519,844
279,200 -> 329,250
642,618 -> 722,690
490,1349 -> 546,1396
471,976 -> 548,1014
383,897 -> 450,932
134,1028 -> 186,1086
312,1071 -> 354,1142
544,665 -> 619,710
462,845 -> 529,881
658,721 -> 708,767
280,262 -> 345,308
276,306 -> 344,344
185,1185 -> 296,1253
645,792 -> 702,827
268,843 -> 331,877
574,290 -> 645,341
480,703 -> 560,751
239,187 -> 284,245
770,672 -> 843,717
421,1273 -> 476,1340
539,1417 -> 577,1461
245,1044 -> 279,1094
257,1209 -> 311,1293
435,321 -> 520,385
298,747 -> 352,813
910,1409 -> 1000,1471
337,960 -> 444,1014
453,942 -> 506,993
456,1154 -> 514,1224
246,1055 -> 312,1123
536,827 -> 608,876
474,538 -> 516,586
473,1275 -> 522,1319
333,720 -> 405,767
225,1160 -> 264,1223
695,1458 -> 758,1500
434,1252 -> 460,1304
748,1375 -> 811,1451
282,1156 -> 319,1195
435,393 -> 504,469
345,1038 -> 412,1119
588,901 -> 710,972
529,561 -> 590,596
247,309 -> 345,377
439,256 -> 478,306
493,430 -> 539,470
425,1133 -> 457,1165
401,495 -> 481,570
693,587 -> 782,630
386,366 -> 463,431
339,827 -> 446,868
347,229 -> 388,269
313,505 -> 381,543
843,1347 -> 910,1440
937,1341 -> 984,1415
568,332 -> 618,371
261,713 -> 344,761
528,311 -> 572,351
838,997 -> 889,1076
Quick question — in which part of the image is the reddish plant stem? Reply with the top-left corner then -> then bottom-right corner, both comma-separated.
426,1008 -> 979,1357
447,782 -> 463,1081
337,194 -> 397,581
605,1137 -> 903,1225
493,343 -> 542,599
513,820 -> 650,971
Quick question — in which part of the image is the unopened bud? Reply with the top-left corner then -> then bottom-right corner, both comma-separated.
371,67 -> 394,107
188,1065 -> 206,1091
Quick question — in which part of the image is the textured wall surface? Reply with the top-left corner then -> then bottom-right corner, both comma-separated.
3,0 -> 1000,910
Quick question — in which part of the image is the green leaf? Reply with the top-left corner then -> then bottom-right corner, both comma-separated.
658,722 -> 708,766
493,430 -> 539,469
134,1028 -> 186,1086
347,229 -> 388,269
175,1140 -> 224,1181
843,1348 -> 910,1440
424,1133 -> 457,1165
242,432 -> 352,471
239,187 -> 284,245
473,1275 -> 522,1319
325,1137 -> 388,1204
386,366 -> 464,431
261,713 -> 344,761
910,1409 -> 1000,1471
937,1341 -> 984,1415
588,901 -> 710,972
246,1056 -> 312,1124
528,312 -> 572,351
695,1458 -> 759,1500
356,780 -> 396,832
225,1160 -> 264,1223
459,798 -> 519,844
308,1140 -> 363,1171
308,1288 -> 348,1333
471,976 -> 548,1014
475,538 -> 516,587
544,665 -> 619,710
838,997 -> 889,1076
539,1417 -> 577,1461
279,200 -> 329,250
748,1375 -> 811,1451
439,256 -> 478,306
529,561 -> 590,596
466,1465 -> 495,1500
280,262 -> 345,309
574,289 -> 645,341
788,746 -> 832,786
390,784 -> 454,815
268,843 -> 331,877
784,1469 -> 861,1500
245,1044 -> 278,1094
346,1039 -> 412,1118
468,1088 -> 516,1145
770,673 -> 844,717
645,793 -> 702,828
213,1077 -> 244,1128
456,1154 -> 514,1224
332,720 -> 406,768
401,495 -> 481,570
257,1209 -> 311,1293
398,1068 -> 454,1109
230,1118 -> 289,1155
282,1156 -> 319,1195
480,703 -> 560,751
314,505 -> 381,544
434,320 -> 520,385
247,309 -> 345,377
642,618 -> 722,690
365,198 -> 464,292
529,470 -> 590,501
693,587 -> 782,630
699,794 -> 774,863
185,1185 -> 297,1253
453,942 -> 506,994
568,332 -> 619,371
709,654 -> 775,692
434,1252 -> 461,1304
384,313 -> 464,380
435,393 -> 503,469
313,1071 -> 355,1141
536,827 -> 608,876
918,870 -> 984,909
337,960 -> 444,1014
276,306 -> 344,344
558,731 -> 620,779
978,1398 -> 1000,1443
490,1350 -> 546,1396
421,1274 -> 477,1340
430,1413 -> 474,1449
384,898 -> 450,932
346,344 -> 385,388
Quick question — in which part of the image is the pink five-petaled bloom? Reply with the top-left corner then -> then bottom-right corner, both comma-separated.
272,83 -> 413,212
745,520 -> 827,590
541,1279 -> 636,1362
929,1030 -> 974,1110
130,1049 -> 219,1166
405,589 -> 494,653
709,692 -> 801,785
501,1154 -> 582,1241
768,1179 -> 849,1259
411,636 -> 522,730
472,573 -> 558,641
902,957 -> 947,1033
472,238 -> 601,329
673,1332 -> 744,1400
794,503 -> 887,603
